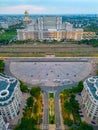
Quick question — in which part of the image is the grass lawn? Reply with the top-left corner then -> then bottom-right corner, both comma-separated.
49,93 -> 55,124
0,31 -> 17,41
49,93 -> 54,98
0,43 -> 98,57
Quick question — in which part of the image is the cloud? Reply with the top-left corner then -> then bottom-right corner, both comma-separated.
0,5 -> 45,14
0,3 -> 97,14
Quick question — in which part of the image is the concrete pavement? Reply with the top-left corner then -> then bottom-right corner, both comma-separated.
42,91 -> 49,130
4,57 -> 97,130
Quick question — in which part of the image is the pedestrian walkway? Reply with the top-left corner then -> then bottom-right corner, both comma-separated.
49,125 -> 56,130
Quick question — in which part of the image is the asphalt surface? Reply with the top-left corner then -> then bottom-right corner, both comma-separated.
41,83 -> 76,130
4,57 -> 97,130
43,91 -> 49,130
54,92 -> 62,130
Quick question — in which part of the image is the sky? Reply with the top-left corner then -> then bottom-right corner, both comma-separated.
0,0 -> 98,14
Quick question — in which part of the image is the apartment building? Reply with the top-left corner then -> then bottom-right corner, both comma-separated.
0,115 -> 6,130
0,74 -> 22,121
81,76 -> 98,123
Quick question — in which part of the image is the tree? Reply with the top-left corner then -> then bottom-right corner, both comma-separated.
30,87 -> 41,98
27,97 -> 34,107
71,81 -> 84,93
71,86 -> 79,93
69,122 -> 93,130
64,117 -> 73,126
96,70 -> 98,75
77,81 -> 84,92
23,107 -> 32,118
20,81 -> 29,92
0,59 -> 5,73
64,101 -> 72,114
14,117 -> 39,130
63,89 -> 71,97
33,102 -> 38,114
70,94 -> 75,99
70,94 -> 81,123
77,122 -> 93,130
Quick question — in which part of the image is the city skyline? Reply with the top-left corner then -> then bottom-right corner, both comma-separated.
0,0 -> 98,14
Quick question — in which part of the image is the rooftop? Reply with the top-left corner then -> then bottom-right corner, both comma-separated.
85,76 -> 98,101
0,73 -> 19,106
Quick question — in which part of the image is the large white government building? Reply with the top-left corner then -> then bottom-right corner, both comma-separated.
17,14 -> 83,41
81,76 -> 98,123
0,73 -> 22,122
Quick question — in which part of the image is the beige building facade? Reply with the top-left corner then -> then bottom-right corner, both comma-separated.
17,16 -> 83,41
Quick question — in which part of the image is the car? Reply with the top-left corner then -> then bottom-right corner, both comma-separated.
40,119 -> 43,123
72,123 -> 80,127
79,111 -> 82,113
56,123 -> 59,127
91,121 -> 96,125
17,111 -> 20,115
78,93 -> 81,96
80,115 -> 84,117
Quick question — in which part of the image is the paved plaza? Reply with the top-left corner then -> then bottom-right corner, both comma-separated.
10,61 -> 93,86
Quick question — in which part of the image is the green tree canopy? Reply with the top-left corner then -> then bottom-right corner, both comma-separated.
96,70 -> 98,75
77,122 -> 93,130
64,101 -> 72,114
20,81 -> 29,92
71,81 -> 84,93
27,97 -> 34,107
30,87 -> 41,98
69,122 -> 93,130
78,81 -> 84,91
0,59 -> 5,73
14,117 -> 39,130
33,102 -> 38,114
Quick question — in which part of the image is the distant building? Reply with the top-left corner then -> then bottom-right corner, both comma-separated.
81,76 -> 98,123
64,22 -> 73,31
17,15 -> 83,41
0,115 -> 6,130
0,22 -> 9,29
0,30 -> 5,34
0,74 -> 22,121
83,32 -> 97,40
23,10 -> 32,23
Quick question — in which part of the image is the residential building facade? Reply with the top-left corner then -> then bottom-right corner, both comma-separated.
0,115 -> 6,130
81,76 -> 98,123
0,74 -> 22,121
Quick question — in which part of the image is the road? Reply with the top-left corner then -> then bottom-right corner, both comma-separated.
42,91 -> 49,130
3,57 -> 98,63
54,92 -> 62,130
42,88 -> 63,130
41,83 -> 76,130
4,57 -> 97,130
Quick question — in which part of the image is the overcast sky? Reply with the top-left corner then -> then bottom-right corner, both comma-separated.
0,0 -> 98,14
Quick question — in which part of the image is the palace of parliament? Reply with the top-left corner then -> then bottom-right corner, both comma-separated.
17,11 -> 83,41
